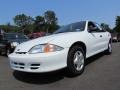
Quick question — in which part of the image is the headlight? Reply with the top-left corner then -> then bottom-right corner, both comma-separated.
29,44 -> 64,54
11,42 -> 19,47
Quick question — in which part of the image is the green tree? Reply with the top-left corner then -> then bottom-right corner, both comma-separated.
13,14 -> 34,34
34,16 -> 45,32
100,23 -> 112,33
0,24 -> 20,33
44,10 -> 58,33
114,16 -> 120,33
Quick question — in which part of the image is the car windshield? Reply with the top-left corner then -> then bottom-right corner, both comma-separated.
4,33 -> 27,40
54,21 -> 86,34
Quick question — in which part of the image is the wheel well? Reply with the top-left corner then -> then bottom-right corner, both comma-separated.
68,41 -> 87,56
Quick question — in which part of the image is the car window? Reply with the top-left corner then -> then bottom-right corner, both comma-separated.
94,23 -> 106,32
88,22 -> 97,31
4,33 -> 27,40
88,22 -> 106,33
54,21 -> 86,34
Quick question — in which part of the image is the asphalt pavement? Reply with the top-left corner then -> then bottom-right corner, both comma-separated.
0,43 -> 120,90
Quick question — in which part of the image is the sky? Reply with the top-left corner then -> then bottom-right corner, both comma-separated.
0,0 -> 120,28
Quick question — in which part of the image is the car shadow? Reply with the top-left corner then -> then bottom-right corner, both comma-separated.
85,52 -> 105,65
13,52 -> 105,84
13,69 -> 65,84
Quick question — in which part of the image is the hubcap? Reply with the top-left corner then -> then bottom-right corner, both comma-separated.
73,51 -> 84,71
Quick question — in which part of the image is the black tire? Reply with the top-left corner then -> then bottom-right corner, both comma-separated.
105,42 -> 112,55
67,45 -> 85,76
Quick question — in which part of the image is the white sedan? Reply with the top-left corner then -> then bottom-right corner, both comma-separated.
8,21 -> 112,76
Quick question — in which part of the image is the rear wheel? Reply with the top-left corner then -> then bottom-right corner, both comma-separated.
105,42 -> 112,55
67,45 -> 85,76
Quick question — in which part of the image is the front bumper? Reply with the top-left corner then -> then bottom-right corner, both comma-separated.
8,48 -> 69,73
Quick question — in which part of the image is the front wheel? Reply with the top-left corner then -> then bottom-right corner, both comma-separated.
67,45 -> 85,76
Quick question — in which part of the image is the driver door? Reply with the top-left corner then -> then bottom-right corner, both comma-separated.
86,21 -> 106,57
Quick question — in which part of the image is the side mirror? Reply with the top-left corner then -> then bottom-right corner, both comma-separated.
88,27 -> 98,33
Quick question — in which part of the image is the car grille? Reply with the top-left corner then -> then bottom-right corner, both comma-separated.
12,62 -> 25,69
11,61 -> 40,70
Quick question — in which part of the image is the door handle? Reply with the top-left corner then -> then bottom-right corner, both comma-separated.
100,35 -> 102,37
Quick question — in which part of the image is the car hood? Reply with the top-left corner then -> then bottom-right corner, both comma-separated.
15,32 -> 83,52
15,33 -> 65,52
